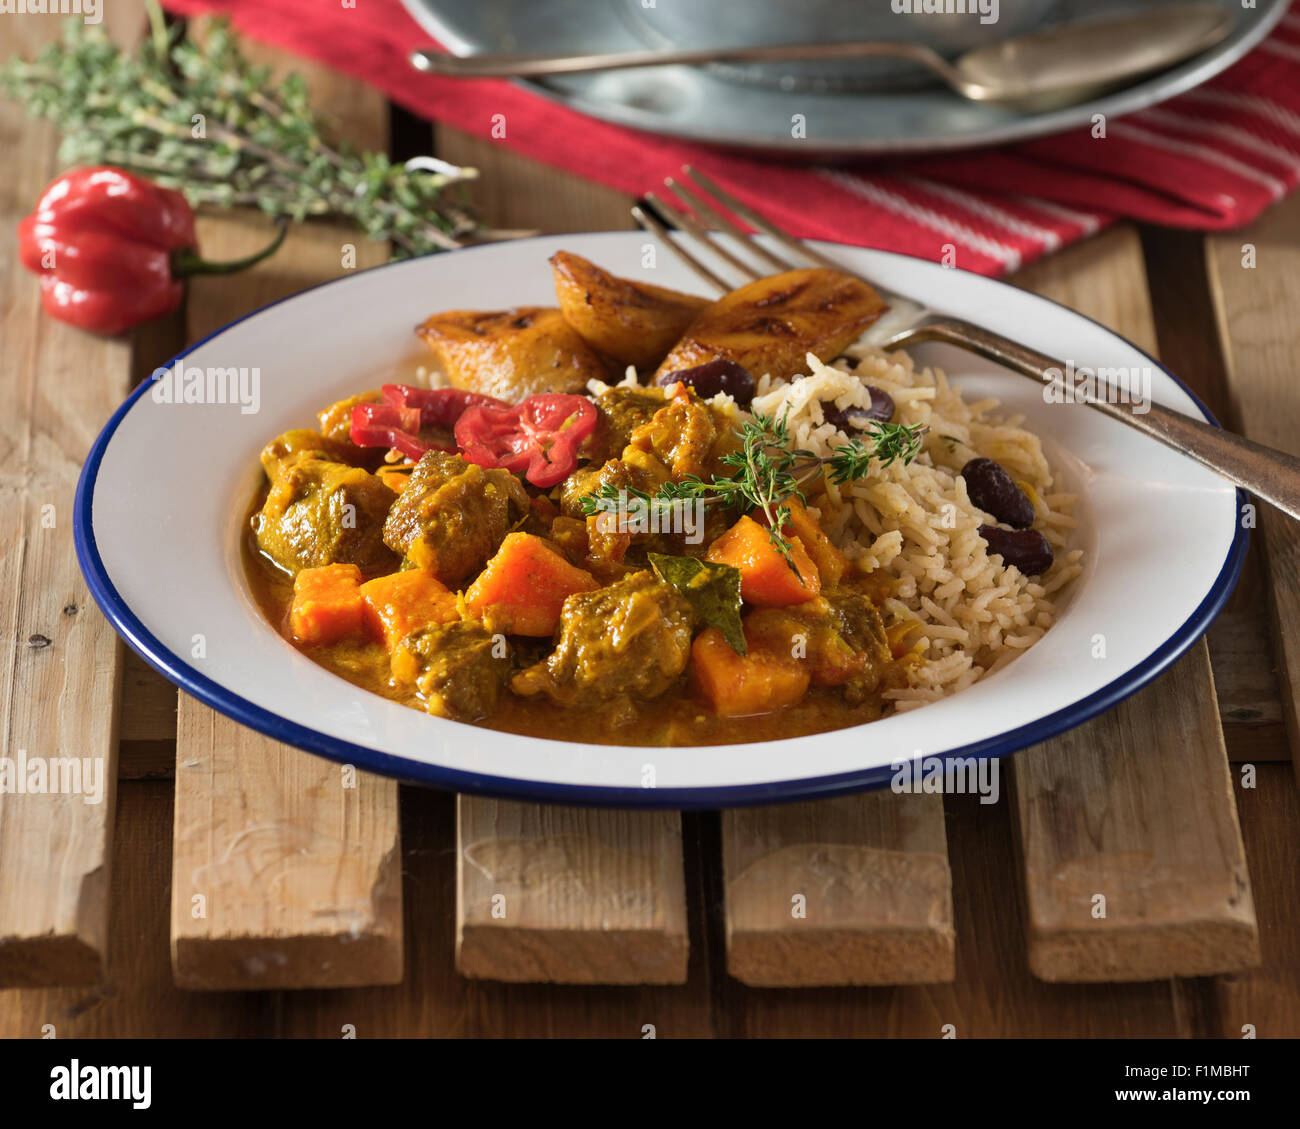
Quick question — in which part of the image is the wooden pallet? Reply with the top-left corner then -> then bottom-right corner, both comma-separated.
3,6 -> 1297,1024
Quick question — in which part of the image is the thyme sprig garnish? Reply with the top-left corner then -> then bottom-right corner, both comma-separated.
581,409 -> 927,572
0,1 -> 507,257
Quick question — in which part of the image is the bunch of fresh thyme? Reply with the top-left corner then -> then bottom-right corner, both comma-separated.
582,409 -> 927,570
0,1 -> 492,257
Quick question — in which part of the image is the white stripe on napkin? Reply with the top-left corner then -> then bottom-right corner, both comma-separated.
1261,37 -> 1300,65
1108,121 -> 1286,199
1138,107 -> 1300,176
1007,195 -> 1104,235
898,176 -> 1063,250
1179,88 -> 1300,141
817,169 -> 1024,270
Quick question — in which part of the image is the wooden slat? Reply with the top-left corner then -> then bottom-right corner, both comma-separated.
1205,195 -> 1300,784
0,12 -> 142,989
716,787 -> 1201,1036
172,708 -> 402,989
1014,650 -> 1257,980
1213,764 -> 1300,1037
1139,227 -> 1291,764
456,798 -> 689,984
723,793 -> 954,987
118,650 -> 178,780
1209,602 -> 1291,763
169,39 -> 402,990
431,130 -> 698,988
1009,226 -> 1259,981
1202,195 -> 1300,1034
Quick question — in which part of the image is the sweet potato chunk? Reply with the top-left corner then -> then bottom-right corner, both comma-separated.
653,268 -> 887,384
465,532 -> 599,637
417,306 -> 610,402
778,498 -> 849,588
550,251 -> 710,370
359,569 -> 459,651
289,564 -> 367,646
706,514 -> 820,606
691,626 -> 810,718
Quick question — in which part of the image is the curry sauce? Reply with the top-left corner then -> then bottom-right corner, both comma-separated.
242,505 -> 900,747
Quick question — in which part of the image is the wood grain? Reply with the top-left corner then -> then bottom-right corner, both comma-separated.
1205,196 -> 1300,784
171,710 -> 402,989
1208,602 -> 1290,763
0,10 -> 142,988
1139,227 -> 1290,763
434,128 -> 638,236
168,37 -> 402,989
714,788 -> 1201,1037
3,53 -> 1292,1024
723,793 -> 954,987
1008,226 -> 1259,981
1213,764 -> 1300,1037
456,798 -> 689,984
0,782 -> 278,1035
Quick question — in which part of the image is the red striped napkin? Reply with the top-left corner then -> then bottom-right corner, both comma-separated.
160,0 -> 1300,276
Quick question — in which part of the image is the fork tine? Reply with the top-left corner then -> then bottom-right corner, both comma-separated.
682,165 -> 844,273
645,191 -> 762,285
631,203 -> 729,294
664,176 -> 799,275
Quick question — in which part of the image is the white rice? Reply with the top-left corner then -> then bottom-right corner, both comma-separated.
751,345 -> 1083,711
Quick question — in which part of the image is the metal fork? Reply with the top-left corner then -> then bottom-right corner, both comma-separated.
634,166 -> 1300,522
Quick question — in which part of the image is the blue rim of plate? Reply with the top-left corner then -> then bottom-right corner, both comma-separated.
74,234 -> 1248,809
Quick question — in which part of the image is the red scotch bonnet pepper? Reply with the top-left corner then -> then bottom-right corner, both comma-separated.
17,166 -> 286,336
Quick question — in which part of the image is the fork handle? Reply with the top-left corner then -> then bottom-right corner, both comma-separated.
891,317 -> 1300,522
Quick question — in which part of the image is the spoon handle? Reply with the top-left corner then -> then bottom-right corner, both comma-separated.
410,40 -> 955,82
892,317 -> 1300,522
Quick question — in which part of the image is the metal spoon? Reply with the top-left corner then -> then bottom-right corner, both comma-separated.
411,3 -> 1233,109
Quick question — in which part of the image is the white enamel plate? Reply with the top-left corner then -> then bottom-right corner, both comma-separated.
75,233 -> 1244,807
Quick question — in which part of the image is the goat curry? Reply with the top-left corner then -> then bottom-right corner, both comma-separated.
244,253 -> 925,746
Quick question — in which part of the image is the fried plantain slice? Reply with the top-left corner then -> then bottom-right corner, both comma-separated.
550,250 -> 710,371
653,268 -> 887,385
417,306 -> 611,401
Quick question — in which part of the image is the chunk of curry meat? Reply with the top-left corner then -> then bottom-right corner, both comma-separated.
317,389 -> 382,444
382,450 -> 529,585
511,571 -> 697,713
254,430 -> 398,576
586,386 -> 668,463
393,620 -> 507,722
626,387 -> 717,479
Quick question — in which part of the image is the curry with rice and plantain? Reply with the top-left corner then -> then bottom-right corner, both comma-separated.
243,251 -> 1082,746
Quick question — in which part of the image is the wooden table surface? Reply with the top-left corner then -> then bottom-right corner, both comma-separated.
1,5 -> 1298,1037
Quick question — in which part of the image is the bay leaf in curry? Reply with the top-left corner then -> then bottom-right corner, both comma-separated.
649,552 -> 747,656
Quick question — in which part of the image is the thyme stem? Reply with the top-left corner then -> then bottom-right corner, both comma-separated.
0,1 -> 494,258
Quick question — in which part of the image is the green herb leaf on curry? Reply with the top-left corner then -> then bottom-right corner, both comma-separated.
648,552 -> 747,657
